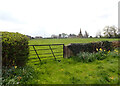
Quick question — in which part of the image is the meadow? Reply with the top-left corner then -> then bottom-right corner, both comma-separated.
2,38 -> 119,85
29,38 -> 118,45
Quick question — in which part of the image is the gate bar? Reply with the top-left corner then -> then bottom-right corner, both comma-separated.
29,44 -> 64,46
49,45 -> 56,61
33,45 -> 41,62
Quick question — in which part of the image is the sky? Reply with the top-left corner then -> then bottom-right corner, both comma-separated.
0,0 -> 119,37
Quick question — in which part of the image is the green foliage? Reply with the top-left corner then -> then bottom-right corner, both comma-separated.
2,32 -> 29,67
72,48 -> 119,63
2,65 -> 36,85
95,50 -> 107,60
68,41 -> 112,55
103,25 -> 118,38
72,52 -> 96,62
2,44 -> 119,85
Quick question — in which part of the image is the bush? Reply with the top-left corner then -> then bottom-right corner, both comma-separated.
2,66 -> 36,85
67,41 -> 112,56
2,32 -> 29,67
71,47 -> 119,63
71,52 -> 96,63
95,50 -> 107,60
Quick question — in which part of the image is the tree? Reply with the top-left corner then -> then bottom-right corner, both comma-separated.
110,26 -> 117,37
59,34 -> 61,38
103,25 -> 117,38
84,31 -> 89,38
61,33 -> 68,38
89,36 -> 92,38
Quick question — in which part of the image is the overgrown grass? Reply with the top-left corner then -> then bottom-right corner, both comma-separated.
2,49 -> 119,84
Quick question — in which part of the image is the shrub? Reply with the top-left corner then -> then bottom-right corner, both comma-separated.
71,47 -> 119,63
95,50 -> 107,60
72,52 -> 96,63
2,66 -> 36,85
67,41 -> 112,56
2,32 -> 29,67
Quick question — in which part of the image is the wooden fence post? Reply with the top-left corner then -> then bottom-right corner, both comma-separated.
63,44 -> 65,58
63,44 -> 74,58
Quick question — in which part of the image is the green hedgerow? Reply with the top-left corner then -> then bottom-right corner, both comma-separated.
2,32 -> 29,67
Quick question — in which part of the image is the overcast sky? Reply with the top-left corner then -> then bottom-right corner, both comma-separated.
0,0 -> 119,37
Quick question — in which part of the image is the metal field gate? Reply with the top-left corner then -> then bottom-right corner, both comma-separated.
29,44 -> 64,62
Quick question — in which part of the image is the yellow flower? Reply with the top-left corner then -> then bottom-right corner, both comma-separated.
110,76 -> 114,80
96,48 -> 99,51
104,50 -> 106,51
60,69 -> 64,71
14,66 -> 17,69
115,50 -> 118,53
108,50 -> 110,53
99,48 -> 102,51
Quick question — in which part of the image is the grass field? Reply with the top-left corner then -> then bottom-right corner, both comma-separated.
28,38 -> 118,61
26,38 -> 119,84
2,38 -> 119,85
29,38 -> 118,45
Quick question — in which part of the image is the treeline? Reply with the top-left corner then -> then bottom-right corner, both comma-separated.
51,25 -> 120,39
96,25 -> 120,38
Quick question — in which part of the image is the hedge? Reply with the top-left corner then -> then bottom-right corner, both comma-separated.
67,41 -> 113,56
2,32 -> 29,67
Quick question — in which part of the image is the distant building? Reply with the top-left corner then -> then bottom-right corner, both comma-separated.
68,34 -> 77,38
35,36 -> 43,39
51,35 -> 59,38
77,28 -> 83,38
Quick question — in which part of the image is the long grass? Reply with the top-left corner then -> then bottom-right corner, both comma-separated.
26,51 -> 119,84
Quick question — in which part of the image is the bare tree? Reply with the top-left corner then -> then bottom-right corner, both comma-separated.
84,31 -> 89,38
103,25 -> 117,38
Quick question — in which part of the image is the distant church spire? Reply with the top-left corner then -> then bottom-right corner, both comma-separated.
78,28 -> 83,38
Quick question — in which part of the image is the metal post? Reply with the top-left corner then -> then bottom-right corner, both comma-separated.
49,45 -> 56,60
33,45 -> 41,62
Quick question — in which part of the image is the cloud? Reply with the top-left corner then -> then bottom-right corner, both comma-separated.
0,11 -> 25,24
99,14 -> 110,19
0,0 -> 119,37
